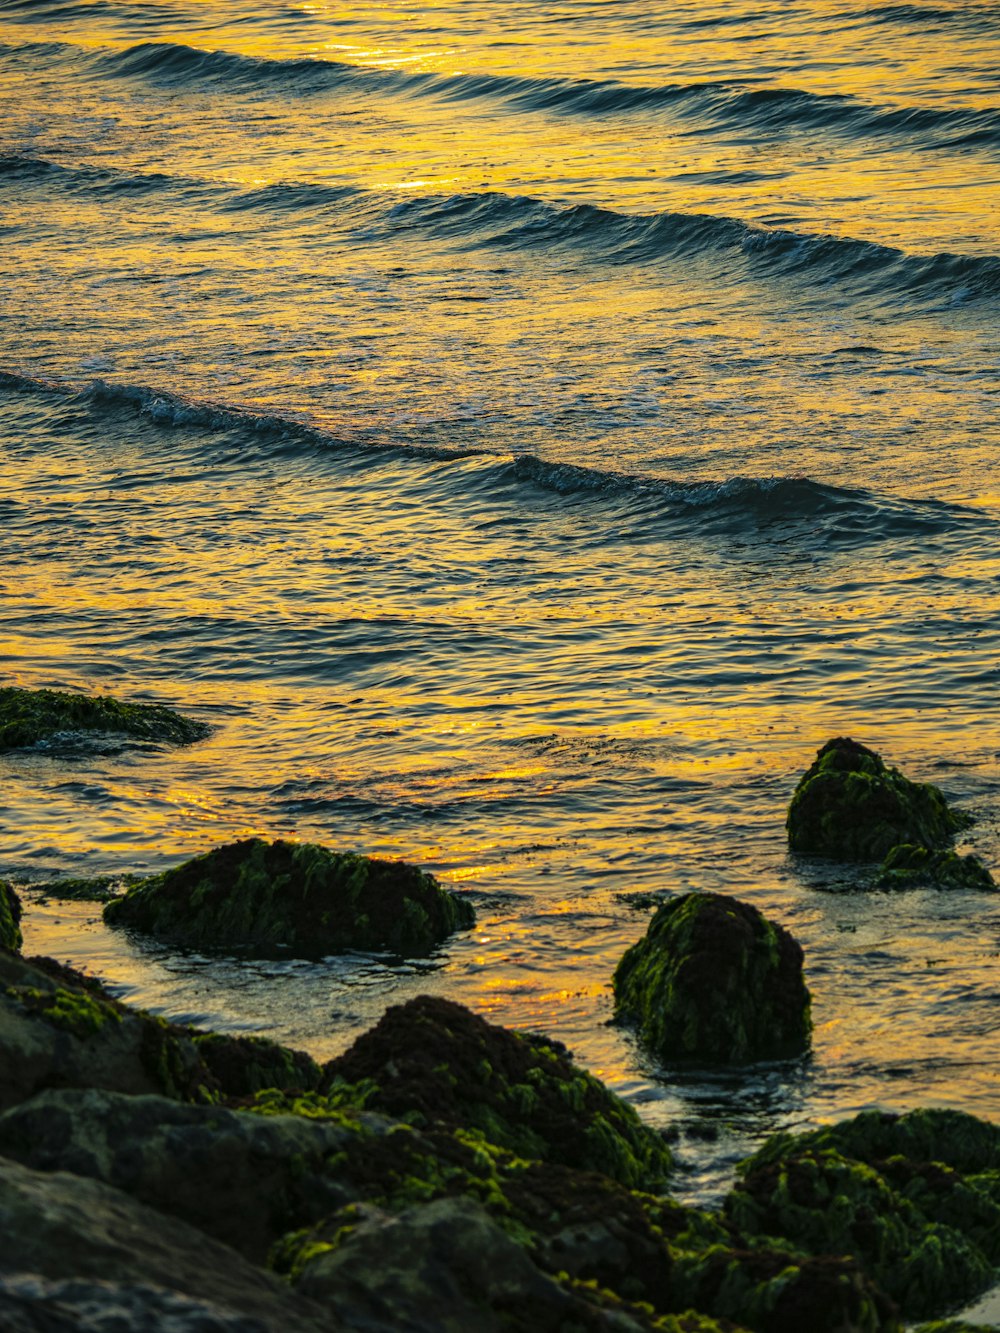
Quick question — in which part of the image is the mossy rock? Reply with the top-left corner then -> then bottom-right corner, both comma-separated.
875,844 -> 995,891
103,837 -> 475,958
913,1323 -> 1000,1333
726,1108 -> 1000,1318
0,882 -> 22,951
612,893 -> 811,1065
320,995 -> 673,1190
670,1245 -> 898,1333
786,737 -> 969,860
0,685 -> 209,750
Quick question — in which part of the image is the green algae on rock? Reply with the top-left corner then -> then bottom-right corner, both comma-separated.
726,1108 -> 1000,1319
875,843 -> 995,891
0,882 -> 22,952
0,685 -> 209,750
22,872 -> 147,903
612,893 -> 811,1065
786,737 -> 969,861
321,994 -> 673,1191
103,837 -> 475,958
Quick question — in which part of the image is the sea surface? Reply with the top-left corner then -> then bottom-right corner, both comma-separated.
1,0 -> 999,1237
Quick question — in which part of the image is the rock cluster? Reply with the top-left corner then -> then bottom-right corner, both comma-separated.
0,685 -> 209,750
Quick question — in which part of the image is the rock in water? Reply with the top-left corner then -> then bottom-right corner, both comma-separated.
875,843 -> 995,892
103,837 -> 475,958
0,686 -> 209,750
612,892 -> 811,1064
786,736 -> 969,860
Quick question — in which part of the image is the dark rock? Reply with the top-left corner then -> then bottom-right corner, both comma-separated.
875,844 -> 995,891
671,1245 -> 898,1333
0,1273 -> 277,1333
103,837 -> 474,958
725,1109 -> 1000,1318
0,685 -> 209,750
0,880 -> 23,951
0,950 -> 320,1112
22,873 -> 145,903
321,994 -> 673,1190
0,1156 -> 324,1332
288,1194 -> 715,1332
786,737 -> 969,860
0,1087 -> 388,1263
612,893 -> 811,1064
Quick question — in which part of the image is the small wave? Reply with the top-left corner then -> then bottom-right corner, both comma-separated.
86,39 -> 1000,155
1,370 -> 992,550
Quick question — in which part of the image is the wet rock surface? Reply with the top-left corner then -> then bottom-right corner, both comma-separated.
875,843 -> 995,891
0,686 -> 209,751
786,737 -> 970,861
103,836 -> 475,958
612,892 -> 811,1064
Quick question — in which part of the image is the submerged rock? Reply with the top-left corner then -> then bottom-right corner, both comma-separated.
0,880 -> 23,951
786,737 -> 969,860
875,843 -> 995,891
725,1108 -> 1000,1319
103,837 -> 474,958
0,686 -> 209,751
321,994 -> 673,1190
612,893 -> 811,1064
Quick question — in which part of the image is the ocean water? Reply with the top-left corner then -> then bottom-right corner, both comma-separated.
2,0 -> 999,1217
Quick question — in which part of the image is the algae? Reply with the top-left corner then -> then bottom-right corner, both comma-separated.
612,892 -> 811,1064
103,836 -> 474,958
0,882 -> 23,951
875,843 -> 995,891
321,995 -> 674,1191
786,737 -> 969,860
0,685 -> 209,750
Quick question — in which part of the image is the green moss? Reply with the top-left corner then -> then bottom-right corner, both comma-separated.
321,996 -> 673,1191
912,1323 -> 1000,1333
193,1031 -> 322,1097
23,872 -> 147,903
787,737 -> 970,860
613,893 -> 811,1064
875,844 -> 995,891
727,1109 -> 1000,1318
103,837 -> 475,959
9,984 -> 121,1038
0,881 -> 23,951
0,685 -> 209,750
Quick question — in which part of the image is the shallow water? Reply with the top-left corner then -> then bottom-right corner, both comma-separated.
2,0 -> 999,1234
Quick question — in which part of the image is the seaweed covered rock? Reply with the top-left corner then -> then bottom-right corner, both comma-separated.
670,1245 -> 896,1333
321,995 -> 673,1190
0,881 -> 23,951
612,893 -> 811,1064
0,950 -> 320,1111
875,844 -> 995,891
103,837 -> 474,958
786,737 -> 969,860
725,1108 -> 1000,1318
0,685 -> 209,751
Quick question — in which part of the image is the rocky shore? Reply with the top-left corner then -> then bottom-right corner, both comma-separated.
1,692 -> 997,1331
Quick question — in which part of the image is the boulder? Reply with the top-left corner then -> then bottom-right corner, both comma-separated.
0,950 -> 320,1112
612,893 -> 811,1064
0,1156 -> 324,1332
320,994 -> 673,1190
103,837 -> 474,958
0,1087 -> 383,1263
875,844 -> 995,891
0,880 -> 22,951
786,737 -> 969,860
0,685 -> 209,750
725,1109 -> 1000,1319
